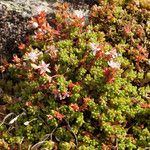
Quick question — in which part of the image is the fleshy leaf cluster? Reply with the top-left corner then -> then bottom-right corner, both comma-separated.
0,1 -> 150,149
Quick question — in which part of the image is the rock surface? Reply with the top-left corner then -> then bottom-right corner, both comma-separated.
0,0 -> 58,59
0,0 -> 92,59
0,0 -> 56,17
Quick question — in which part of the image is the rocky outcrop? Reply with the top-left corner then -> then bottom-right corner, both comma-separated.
0,0 -> 55,18
0,0 -> 57,59
0,0 -> 91,59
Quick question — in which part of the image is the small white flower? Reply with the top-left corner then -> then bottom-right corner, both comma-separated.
105,49 -> 120,58
25,51 -> 41,62
108,60 -> 121,69
31,60 -> 50,74
89,42 -> 101,55
73,9 -> 88,18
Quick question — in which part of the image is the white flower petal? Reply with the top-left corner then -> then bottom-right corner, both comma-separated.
108,60 -> 121,69
45,68 -> 51,73
39,61 -> 50,74
31,61 -> 50,74
105,49 -> 121,58
25,51 -> 41,62
89,42 -> 100,55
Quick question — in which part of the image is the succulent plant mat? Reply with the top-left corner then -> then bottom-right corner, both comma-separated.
0,0 -> 150,149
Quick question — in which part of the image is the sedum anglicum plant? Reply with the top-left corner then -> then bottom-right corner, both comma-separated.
0,1 -> 150,149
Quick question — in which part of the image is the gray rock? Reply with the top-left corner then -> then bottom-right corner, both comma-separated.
0,0 -> 56,18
